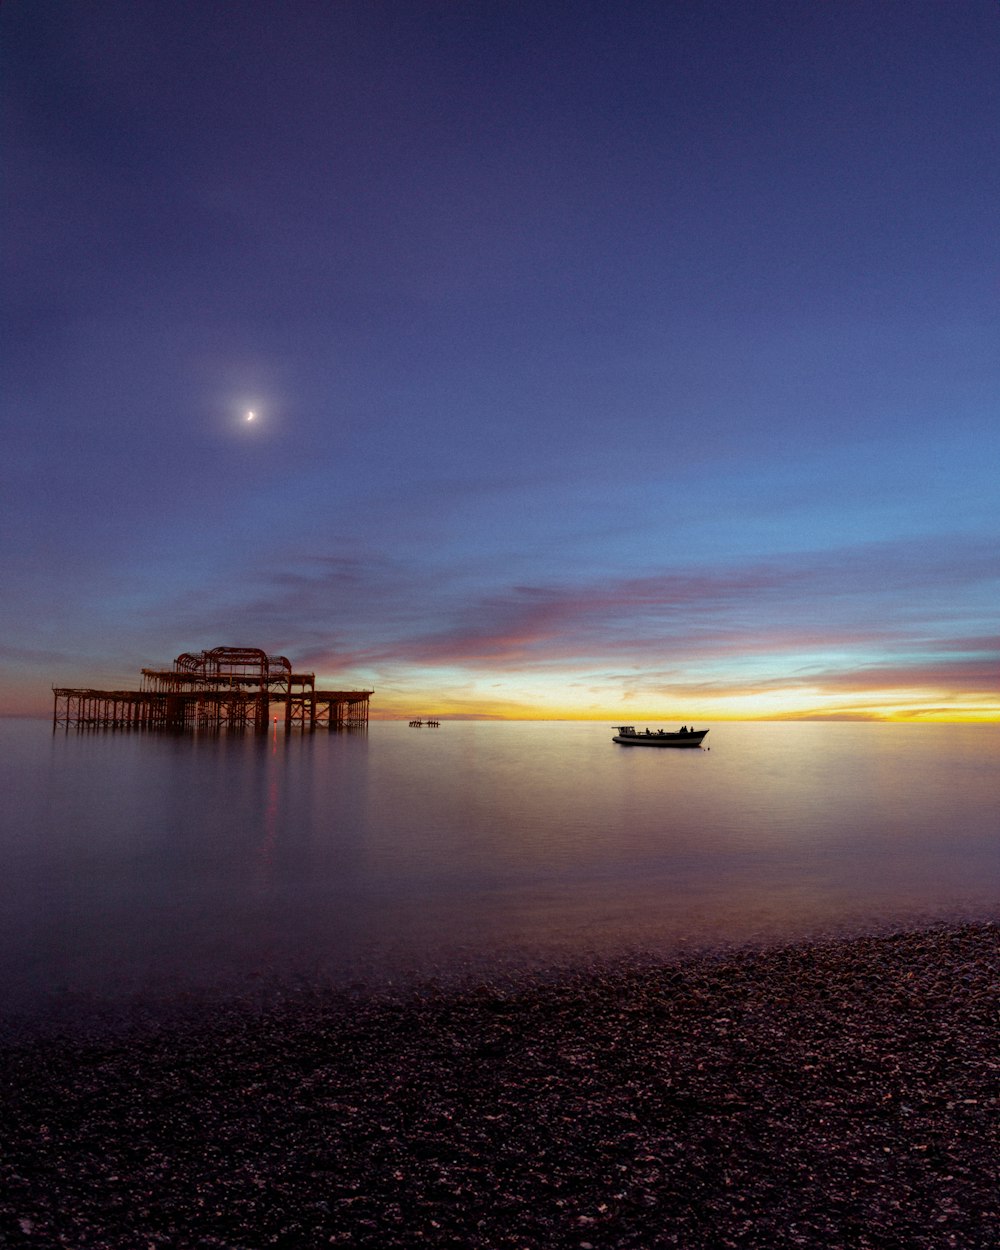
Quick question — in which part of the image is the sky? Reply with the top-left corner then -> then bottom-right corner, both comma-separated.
2,0 -> 998,722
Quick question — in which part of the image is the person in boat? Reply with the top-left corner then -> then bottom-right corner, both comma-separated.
680,725 -> 687,734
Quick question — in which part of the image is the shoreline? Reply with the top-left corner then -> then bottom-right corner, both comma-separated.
3,921 -> 998,1247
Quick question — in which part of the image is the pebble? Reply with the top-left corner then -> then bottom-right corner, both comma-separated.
2,922 -> 998,1248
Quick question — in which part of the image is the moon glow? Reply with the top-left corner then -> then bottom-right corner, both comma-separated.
246,410 -> 255,422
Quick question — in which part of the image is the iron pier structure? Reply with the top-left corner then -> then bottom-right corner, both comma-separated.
53,646 -> 372,734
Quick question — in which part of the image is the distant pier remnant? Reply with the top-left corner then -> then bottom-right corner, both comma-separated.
53,646 -> 372,734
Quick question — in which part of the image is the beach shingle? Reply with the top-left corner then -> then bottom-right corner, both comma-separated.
2,923 -> 998,1248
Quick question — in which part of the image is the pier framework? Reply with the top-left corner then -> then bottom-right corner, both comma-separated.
53,646 -> 372,734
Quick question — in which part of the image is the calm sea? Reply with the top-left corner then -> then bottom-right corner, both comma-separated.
1,718 -> 998,1021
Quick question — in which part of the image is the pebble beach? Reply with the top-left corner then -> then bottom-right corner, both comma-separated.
2,922 -> 998,1249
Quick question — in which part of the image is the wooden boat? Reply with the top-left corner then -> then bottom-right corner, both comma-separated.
612,725 -> 708,748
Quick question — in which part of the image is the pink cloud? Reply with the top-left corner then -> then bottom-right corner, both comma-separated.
145,534 -> 999,691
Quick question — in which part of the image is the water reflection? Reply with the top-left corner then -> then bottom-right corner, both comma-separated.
1,719 -> 998,1016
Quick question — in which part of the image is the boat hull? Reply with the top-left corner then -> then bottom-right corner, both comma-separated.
613,731 -> 708,748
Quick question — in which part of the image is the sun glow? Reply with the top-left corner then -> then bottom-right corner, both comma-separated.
353,671 -> 1000,724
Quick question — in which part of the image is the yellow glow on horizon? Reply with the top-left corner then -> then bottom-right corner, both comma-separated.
304,659 -> 999,725
358,683 -> 1000,724
338,664 -> 1000,725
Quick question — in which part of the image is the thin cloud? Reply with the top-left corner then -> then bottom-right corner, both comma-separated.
108,533 -> 999,718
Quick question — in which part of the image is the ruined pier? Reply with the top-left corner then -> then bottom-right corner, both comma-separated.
53,646 -> 372,733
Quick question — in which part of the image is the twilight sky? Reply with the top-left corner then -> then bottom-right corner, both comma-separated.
2,0 -> 998,721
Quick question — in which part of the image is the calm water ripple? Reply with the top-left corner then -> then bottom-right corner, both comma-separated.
1,718 -> 998,1017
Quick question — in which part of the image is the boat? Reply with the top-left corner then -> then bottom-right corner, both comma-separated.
612,725 -> 708,748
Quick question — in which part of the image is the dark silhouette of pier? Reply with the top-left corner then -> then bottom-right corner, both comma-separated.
53,646 -> 372,733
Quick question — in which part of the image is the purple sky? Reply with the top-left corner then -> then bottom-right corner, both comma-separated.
3,1 -> 998,720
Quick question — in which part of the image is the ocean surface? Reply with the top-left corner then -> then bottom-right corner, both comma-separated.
1,718 -> 998,1021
